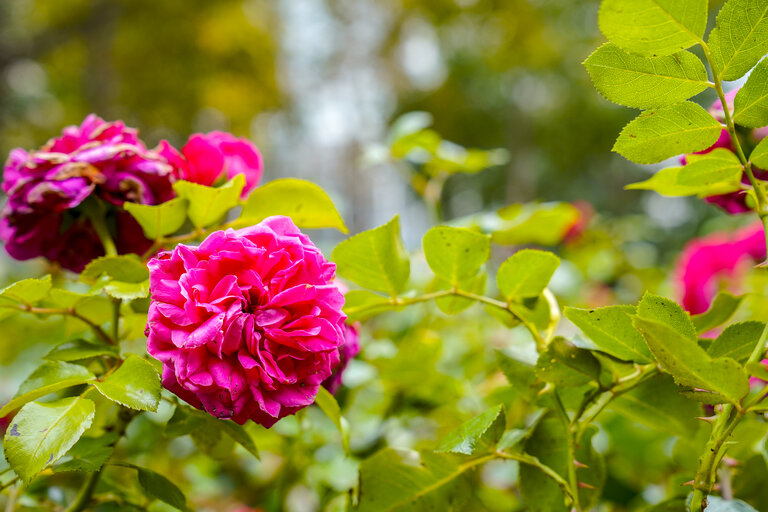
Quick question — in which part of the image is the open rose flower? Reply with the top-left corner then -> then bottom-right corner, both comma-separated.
146,216 -> 346,427
681,89 -> 768,214
0,114 -> 175,272
675,222 -> 766,314
159,132 -> 263,197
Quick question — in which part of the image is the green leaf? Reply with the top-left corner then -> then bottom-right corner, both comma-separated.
735,57 -> 768,128
613,102 -> 723,164
497,249 -> 560,301
625,167 -> 709,197
703,496 -> 759,512
165,405 -> 258,458
93,355 -> 161,412
746,360 -> 768,380
535,337 -> 602,387
217,421 -> 259,459
565,305 -> 651,363
709,0 -> 768,81
81,255 -> 149,284
422,226 -> 491,285
632,315 -> 749,403
435,405 -> 506,455
609,374 -> 701,435
0,275 -> 52,306
3,397 -> 95,482
44,339 -> 118,362
675,148 -> 744,188
81,255 -> 150,300
314,386 -> 350,454
124,197 -> 188,240
598,0 -> 707,57
357,449 -> 473,512
342,289 -> 399,321
0,361 -> 95,417
584,43 -> 709,109
637,292 -> 697,340
53,432 -> 118,473
238,178 -> 347,233
707,321 -> 766,362
493,202 -> 579,246
136,466 -> 188,511
751,132 -> 768,168
692,291 -> 745,333
496,352 -> 543,402
165,405 -> 205,438
173,174 -> 244,229
519,412 -> 569,512
332,216 -> 410,296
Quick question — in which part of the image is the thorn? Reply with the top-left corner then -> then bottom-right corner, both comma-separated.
573,460 -> 589,469
722,457 -> 740,467
681,480 -> 695,487
695,416 -> 717,423
577,482 -> 596,490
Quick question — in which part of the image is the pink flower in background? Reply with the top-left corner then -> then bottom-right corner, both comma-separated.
0,115 -> 175,272
146,216 -> 346,427
681,89 -> 768,214
159,132 -> 263,197
321,322 -> 360,394
675,223 -> 766,314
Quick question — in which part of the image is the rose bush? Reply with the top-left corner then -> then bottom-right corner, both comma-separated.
4,1 -> 768,511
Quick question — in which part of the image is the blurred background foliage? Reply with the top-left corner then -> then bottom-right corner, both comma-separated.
3,1 -> 767,511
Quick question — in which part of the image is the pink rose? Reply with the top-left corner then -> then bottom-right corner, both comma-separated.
1,114 -> 175,271
145,216 -> 346,427
159,132 -> 263,197
675,222 -> 766,314
680,89 -> 768,214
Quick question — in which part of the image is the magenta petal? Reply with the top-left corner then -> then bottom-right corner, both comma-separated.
146,216 -> 348,428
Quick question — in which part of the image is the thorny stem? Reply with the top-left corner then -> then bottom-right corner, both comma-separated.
0,304 -> 114,345
551,391 -> 582,511
3,481 -> 19,512
0,476 -> 19,494
64,407 -> 136,512
686,46 -> 768,512
702,43 -> 768,225
689,313 -> 768,511
494,450 -> 576,505
356,289 -> 549,349
111,298 -> 122,343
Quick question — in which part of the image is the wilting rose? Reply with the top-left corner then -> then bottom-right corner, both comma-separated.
159,132 -> 263,197
681,89 -> 768,214
146,216 -> 346,427
675,222 -> 766,314
0,115 -> 175,272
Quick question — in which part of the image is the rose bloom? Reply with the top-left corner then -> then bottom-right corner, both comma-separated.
675,222 -> 766,314
159,132 -> 263,197
146,216 -> 347,427
682,89 -> 768,214
0,115 -> 175,272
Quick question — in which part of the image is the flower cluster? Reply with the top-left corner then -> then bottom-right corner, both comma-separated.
682,90 -> 768,214
145,216 -> 348,427
1,115 -> 263,271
